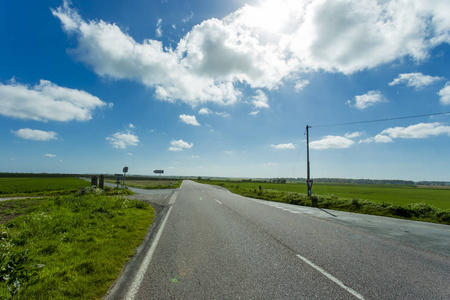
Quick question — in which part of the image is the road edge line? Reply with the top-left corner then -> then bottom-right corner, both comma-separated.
125,206 -> 174,299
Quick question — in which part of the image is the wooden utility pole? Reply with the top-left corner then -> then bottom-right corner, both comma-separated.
306,125 -> 316,206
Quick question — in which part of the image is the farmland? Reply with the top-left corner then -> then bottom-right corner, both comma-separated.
196,180 -> 450,224
0,176 -> 89,196
204,181 -> 450,210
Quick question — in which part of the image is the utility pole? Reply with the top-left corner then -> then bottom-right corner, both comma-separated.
306,125 -> 316,206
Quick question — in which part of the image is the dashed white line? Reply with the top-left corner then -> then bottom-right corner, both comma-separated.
215,199 -> 222,205
296,254 -> 365,300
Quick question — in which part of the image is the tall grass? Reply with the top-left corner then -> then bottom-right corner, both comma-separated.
1,194 -> 153,299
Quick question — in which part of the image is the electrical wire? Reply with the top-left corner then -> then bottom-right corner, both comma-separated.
310,111 -> 450,128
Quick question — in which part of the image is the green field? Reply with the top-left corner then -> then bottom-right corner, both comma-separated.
203,181 -> 450,209
0,177 -> 90,196
213,181 -> 450,210
197,180 -> 450,224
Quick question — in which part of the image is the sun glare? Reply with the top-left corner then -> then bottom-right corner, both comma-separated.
248,0 -> 291,33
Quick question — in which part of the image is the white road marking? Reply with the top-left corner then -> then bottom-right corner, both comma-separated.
168,191 -> 178,205
296,254 -> 365,300
125,206 -> 173,300
215,199 -> 222,205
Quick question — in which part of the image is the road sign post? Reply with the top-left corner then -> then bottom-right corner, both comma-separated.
123,166 -> 128,188
153,170 -> 164,186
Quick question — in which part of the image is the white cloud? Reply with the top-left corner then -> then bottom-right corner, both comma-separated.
127,152 -> 133,156
156,19 -> 163,37
12,128 -> 58,141
53,0 -> 450,106
44,154 -> 57,158
345,131 -> 363,139
359,134 -> 393,144
106,131 -> 139,149
249,111 -> 259,116
310,135 -> 354,150
128,123 -> 135,129
168,139 -> 193,151
360,122 -> 450,143
271,143 -> 295,150
198,107 -> 212,115
179,114 -> 200,126
380,122 -> 450,139
198,108 -> 230,118
438,82 -> 450,105
252,90 -> 269,109
389,72 -> 444,88
347,90 -> 387,110
294,79 -> 309,91
0,79 -> 107,122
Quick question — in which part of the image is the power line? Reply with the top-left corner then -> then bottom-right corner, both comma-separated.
310,111 -> 450,128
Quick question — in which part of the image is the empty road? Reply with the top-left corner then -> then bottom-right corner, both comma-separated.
108,180 -> 450,299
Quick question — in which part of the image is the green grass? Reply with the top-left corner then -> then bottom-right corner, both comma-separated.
202,181 -> 450,210
108,179 -> 182,189
197,180 -> 450,224
0,177 -> 90,196
1,194 -> 154,299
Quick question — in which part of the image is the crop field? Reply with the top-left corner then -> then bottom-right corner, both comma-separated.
201,181 -> 450,210
0,177 -> 90,195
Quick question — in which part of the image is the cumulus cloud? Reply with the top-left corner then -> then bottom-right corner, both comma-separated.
52,0 -> 450,106
168,139 -> 193,151
44,154 -> 57,157
347,90 -> 387,110
438,82 -> 450,105
310,135 -> 354,150
106,131 -> 139,149
252,90 -> 269,109
0,79 -> 107,122
179,114 -> 200,126
380,122 -> 450,139
360,122 -> 450,143
12,128 -> 58,141
389,72 -> 444,88
271,143 -> 295,149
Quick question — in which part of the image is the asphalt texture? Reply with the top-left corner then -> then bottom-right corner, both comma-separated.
107,180 -> 450,299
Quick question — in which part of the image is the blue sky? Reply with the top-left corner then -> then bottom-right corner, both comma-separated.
1,0 -> 450,181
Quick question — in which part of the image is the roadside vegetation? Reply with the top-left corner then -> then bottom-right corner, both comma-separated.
196,180 -> 450,225
122,179 -> 182,189
0,175 -> 153,299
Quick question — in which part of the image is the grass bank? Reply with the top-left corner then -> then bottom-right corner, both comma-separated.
1,193 -> 154,299
197,180 -> 450,225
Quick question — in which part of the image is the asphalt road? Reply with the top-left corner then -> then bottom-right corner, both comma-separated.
107,180 -> 450,299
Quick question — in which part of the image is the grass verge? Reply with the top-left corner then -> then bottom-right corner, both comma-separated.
198,181 -> 450,225
1,193 -> 153,299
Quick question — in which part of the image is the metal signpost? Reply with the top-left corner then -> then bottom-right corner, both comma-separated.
114,174 -> 123,188
123,167 -> 128,188
153,169 -> 164,186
